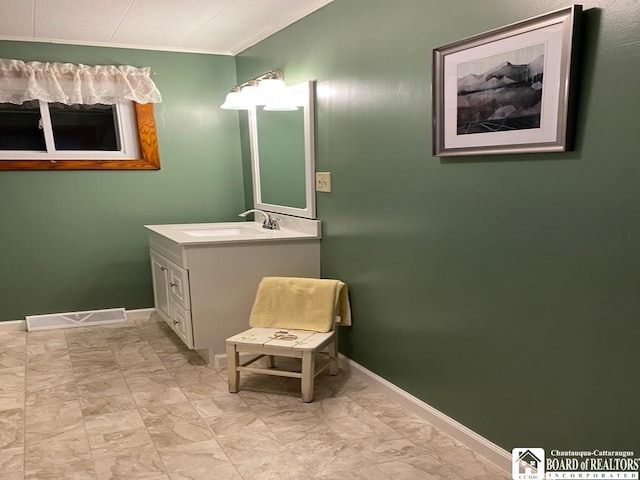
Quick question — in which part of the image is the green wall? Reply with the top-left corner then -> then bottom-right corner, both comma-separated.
2,0 -> 638,455
237,0 -> 640,452
0,41 -> 244,320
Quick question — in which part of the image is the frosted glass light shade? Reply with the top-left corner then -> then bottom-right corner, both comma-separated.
240,85 -> 263,105
258,78 -> 288,103
222,74 -> 296,110
220,91 -> 249,110
264,89 -> 299,111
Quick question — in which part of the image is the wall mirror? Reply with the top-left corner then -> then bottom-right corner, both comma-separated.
248,80 -> 316,219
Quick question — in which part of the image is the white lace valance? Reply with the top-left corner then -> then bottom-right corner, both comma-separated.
0,58 -> 162,105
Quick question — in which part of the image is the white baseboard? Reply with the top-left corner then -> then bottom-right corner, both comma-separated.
0,320 -> 27,331
0,307 -> 156,332
214,352 -> 256,368
214,353 -> 227,368
338,354 -> 511,473
125,308 -> 155,322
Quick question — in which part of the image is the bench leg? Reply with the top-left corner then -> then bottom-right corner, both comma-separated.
328,338 -> 339,376
301,351 -> 315,403
226,343 -> 239,393
266,355 -> 275,368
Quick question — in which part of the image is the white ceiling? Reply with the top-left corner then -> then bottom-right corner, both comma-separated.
0,0 -> 333,56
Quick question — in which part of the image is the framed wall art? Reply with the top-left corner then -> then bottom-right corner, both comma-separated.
432,5 -> 582,157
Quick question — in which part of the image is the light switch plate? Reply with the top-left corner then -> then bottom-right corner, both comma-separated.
316,172 -> 332,192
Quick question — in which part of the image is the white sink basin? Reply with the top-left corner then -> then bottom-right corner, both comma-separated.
182,227 -> 264,237
145,219 -> 321,245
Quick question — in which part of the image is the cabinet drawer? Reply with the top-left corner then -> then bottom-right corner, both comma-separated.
148,232 -> 187,268
168,262 -> 190,310
170,303 -> 193,349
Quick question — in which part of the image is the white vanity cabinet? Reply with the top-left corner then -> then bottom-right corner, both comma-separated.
146,220 -> 321,365
150,251 -> 194,349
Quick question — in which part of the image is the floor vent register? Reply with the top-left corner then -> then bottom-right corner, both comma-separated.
26,307 -> 127,331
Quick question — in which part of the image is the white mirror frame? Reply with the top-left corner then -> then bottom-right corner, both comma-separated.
248,80 -> 316,219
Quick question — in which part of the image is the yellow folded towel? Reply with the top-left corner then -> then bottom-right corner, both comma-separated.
249,277 -> 352,333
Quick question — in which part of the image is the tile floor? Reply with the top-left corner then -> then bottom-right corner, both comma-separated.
0,315 -> 510,480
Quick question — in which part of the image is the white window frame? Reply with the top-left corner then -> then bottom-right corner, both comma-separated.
0,101 -> 140,161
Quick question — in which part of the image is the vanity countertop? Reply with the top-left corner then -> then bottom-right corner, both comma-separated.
145,218 -> 321,246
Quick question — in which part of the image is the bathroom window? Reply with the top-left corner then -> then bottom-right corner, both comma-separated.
0,58 -> 161,170
48,102 -> 121,151
1,100 -> 135,154
0,101 -> 160,170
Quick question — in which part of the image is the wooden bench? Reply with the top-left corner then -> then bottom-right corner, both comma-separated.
226,323 -> 339,402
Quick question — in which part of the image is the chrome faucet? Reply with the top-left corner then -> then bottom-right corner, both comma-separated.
238,209 -> 280,230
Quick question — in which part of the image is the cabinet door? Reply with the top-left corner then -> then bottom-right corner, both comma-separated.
168,263 -> 191,310
170,302 -> 194,349
150,251 -> 171,321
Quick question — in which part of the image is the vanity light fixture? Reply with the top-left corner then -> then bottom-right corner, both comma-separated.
240,83 -> 263,105
220,88 -> 250,110
263,93 -> 299,111
220,69 -> 298,111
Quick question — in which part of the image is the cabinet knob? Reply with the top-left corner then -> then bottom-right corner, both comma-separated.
170,282 -> 178,287
173,320 -> 182,325
160,266 -> 167,271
